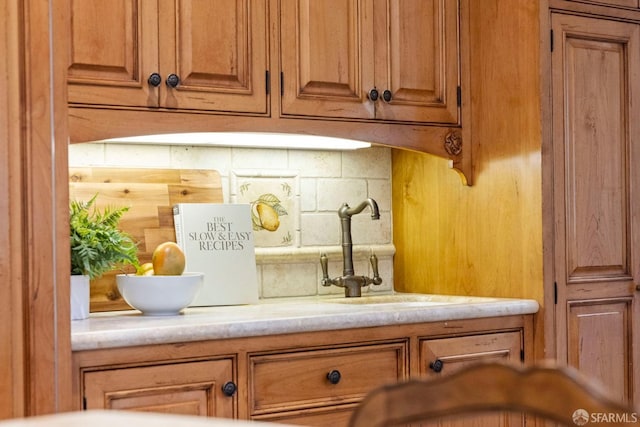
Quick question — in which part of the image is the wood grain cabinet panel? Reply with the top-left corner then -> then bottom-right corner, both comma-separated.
419,331 -> 522,377
374,0 -> 460,123
67,0 -> 158,107
419,332 -> 523,427
279,0 -> 375,119
551,12 -> 640,406
67,0 -> 268,114
249,342 -> 407,417
83,359 -> 235,417
567,299 -> 633,403
279,0 -> 460,124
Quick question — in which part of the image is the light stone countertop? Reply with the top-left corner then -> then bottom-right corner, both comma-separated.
71,293 -> 540,351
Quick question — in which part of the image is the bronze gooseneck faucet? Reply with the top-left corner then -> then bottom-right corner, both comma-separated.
320,198 -> 383,297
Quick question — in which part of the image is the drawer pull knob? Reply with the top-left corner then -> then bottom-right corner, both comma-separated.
166,73 -> 180,88
429,359 -> 444,373
222,381 -> 237,396
368,87 -> 379,101
327,370 -> 342,384
147,72 -> 162,87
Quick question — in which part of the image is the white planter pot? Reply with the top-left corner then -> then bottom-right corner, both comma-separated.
70,274 -> 90,320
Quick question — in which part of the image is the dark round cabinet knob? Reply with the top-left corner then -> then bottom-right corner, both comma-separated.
382,89 -> 392,102
221,381 -> 237,397
327,369 -> 342,384
147,72 -> 162,87
429,359 -> 444,373
166,73 -> 180,88
368,88 -> 379,101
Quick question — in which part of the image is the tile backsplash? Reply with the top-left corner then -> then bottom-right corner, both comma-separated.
69,142 -> 395,299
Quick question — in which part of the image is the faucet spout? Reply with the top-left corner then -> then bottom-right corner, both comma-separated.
339,199 -> 380,277
338,198 -> 380,220
320,198 -> 383,297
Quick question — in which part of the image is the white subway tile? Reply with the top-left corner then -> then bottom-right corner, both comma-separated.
232,147 -> 288,169
300,178 -> 317,212
367,179 -> 392,211
317,178 -> 368,211
69,143 -> 105,166
288,150 -> 342,177
350,214 -> 392,245
170,145 -> 232,171
262,263 -> 318,298
301,213 -> 340,246
104,144 -> 171,167
342,146 -> 391,178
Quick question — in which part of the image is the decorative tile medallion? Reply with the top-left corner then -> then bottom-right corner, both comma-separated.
231,170 -> 300,247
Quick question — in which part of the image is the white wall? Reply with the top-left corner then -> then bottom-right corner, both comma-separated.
69,142 -> 395,298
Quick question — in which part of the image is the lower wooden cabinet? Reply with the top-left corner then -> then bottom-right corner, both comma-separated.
73,315 -> 533,426
420,331 -> 522,377
418,332 -> 524,427
249,341 -> 407,422
83,359 -> 235,417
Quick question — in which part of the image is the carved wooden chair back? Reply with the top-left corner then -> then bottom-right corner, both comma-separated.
348,362 -> 638,427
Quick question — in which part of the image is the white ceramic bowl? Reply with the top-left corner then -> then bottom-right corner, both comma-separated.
116,273 -> 204,316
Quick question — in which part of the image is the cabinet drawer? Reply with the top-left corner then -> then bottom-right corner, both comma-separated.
420,331 -> 522,377
249,341 -> 407,415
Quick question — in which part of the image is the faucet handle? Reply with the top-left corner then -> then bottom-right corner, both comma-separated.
369,253 -> 383,286
320,253 -> 331,287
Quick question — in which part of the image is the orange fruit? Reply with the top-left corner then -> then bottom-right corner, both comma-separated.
152,242 -> 186,276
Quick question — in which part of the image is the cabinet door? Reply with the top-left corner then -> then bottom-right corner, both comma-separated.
158,0 -> 269,113
84,359 -> 235,417
279,0 -> 376,119
419,332 -> 523,427
551,13 -> 640,407
373,0 -> 460,124
67,0 -> 160,107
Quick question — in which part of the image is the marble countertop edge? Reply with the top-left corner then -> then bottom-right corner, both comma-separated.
71,295 -> 539,351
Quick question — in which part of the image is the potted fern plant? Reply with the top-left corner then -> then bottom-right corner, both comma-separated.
70,194 -> 139,320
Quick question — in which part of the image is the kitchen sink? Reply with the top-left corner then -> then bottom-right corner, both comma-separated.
326,293 -> 463,305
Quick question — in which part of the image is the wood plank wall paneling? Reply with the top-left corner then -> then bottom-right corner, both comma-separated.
392,0 -> 544,306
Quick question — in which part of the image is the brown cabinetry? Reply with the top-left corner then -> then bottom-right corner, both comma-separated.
83,359 -> 236,417
418,332 -> 524,426
64,0 -> 473,184
280,0 -> 460,124
419,331 -> 522,377
249,342 -> 407,424
67,0 -> 268,114
73,315 -> 532,426
550,11 -> 640,405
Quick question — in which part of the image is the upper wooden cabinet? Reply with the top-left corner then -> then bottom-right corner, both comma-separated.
67,0 -> 269,114
279,0 -> 460,124
65,0 -> 473,184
